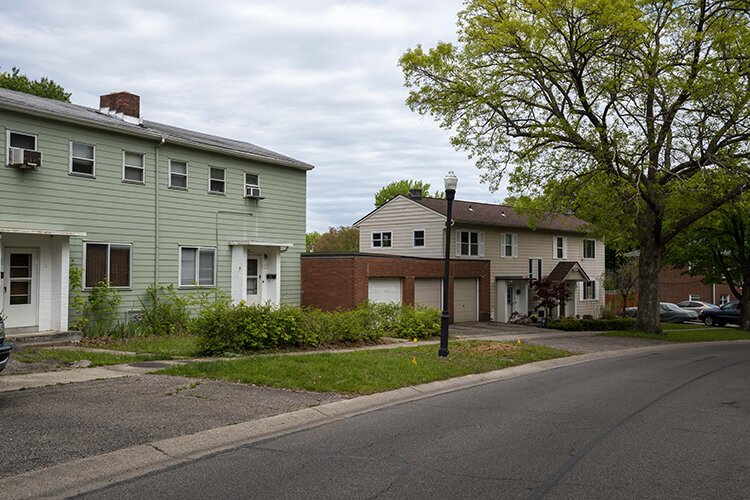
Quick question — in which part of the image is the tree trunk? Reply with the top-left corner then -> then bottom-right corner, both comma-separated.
636,227 -> 663,333
741,277 -> 750,331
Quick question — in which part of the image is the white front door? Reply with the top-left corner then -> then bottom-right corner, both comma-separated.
246,254 -> 262,305
3,248 -> 39,328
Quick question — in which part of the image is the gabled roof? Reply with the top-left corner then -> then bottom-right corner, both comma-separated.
0,87 -> 313,171
547,261 -> 591,282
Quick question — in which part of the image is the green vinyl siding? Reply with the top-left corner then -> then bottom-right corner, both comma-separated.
1,109 -> 306,317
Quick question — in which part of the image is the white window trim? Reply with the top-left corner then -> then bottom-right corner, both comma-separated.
413,229 -> 426,248
82,241 -> 133,289
245,172 -> 260,190
529,258 -> 543,280
500,232 -> 518,258
371,231 -> 393,249
553,235 -> 568,260
720,294 -> 730,305
456,230 -> 484,257
209,166 -> 226,194
6,129 -> 38,165
169,159 -> 189,189
178,246 -> 216,288
122,151 -> 145,184
583,239 -> 596,259
581,280 -> 598,301
689,294 -> 700,301
69,141 -> 96,177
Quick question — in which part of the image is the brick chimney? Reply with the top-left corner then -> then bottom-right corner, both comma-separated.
99,91 -> 141,122
408,188 -> 422,199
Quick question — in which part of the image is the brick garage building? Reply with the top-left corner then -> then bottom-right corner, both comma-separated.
660,267 -> 735,305
301,253 -> 491,322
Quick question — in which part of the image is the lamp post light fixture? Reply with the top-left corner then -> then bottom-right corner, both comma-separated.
439,171 -> 458,358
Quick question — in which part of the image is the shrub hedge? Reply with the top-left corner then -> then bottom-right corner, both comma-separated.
547,317 -> 636,331
193,301 -> 441,356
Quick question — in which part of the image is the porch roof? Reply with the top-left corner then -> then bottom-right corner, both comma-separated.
228,241 -> 294,250
0,227 -> 86,237
547,261 -> 590,282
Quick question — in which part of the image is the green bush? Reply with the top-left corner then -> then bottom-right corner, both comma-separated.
139,284 -> 190,336
547,317 -> 636,331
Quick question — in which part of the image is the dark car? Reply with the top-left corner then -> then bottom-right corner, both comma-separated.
623,302 -> 699,323
0,316 -> 11,373
699,301 -> 742,327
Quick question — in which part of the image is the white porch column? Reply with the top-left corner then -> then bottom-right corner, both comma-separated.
230,245 -> 246,305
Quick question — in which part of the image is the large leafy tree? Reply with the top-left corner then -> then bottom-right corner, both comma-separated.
310,226 -> 359,253
374,179 -> 444,207
401,0 -> 750,333
666,196 -> 750,329
0,67 -> 71,102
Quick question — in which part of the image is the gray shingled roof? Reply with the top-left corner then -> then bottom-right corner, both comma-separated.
412,196 -> 587,233
0,87 -> 313,170
547,261 -> 590,282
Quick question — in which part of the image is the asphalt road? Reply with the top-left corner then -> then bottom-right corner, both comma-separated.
78,342 -> 750,499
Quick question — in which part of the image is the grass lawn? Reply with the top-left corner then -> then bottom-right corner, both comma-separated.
13,348 -> 165,367
155,340 -> 572,395
599,323 -> 750,342
80,334 -> 201,358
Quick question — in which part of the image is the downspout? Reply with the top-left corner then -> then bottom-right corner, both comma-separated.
712,283 -> 716,305
155,136 -> 165,285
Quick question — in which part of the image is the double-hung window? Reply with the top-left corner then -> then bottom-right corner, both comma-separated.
583,239 -> 596,259
529,258 -> 543,280
180,247 -> 215,287
123,151 -> 145,183
84,242 -> 131,288
372,232 -> 392,248
209,167 -> 226,194
413,230 -> 425,247
169,160 -> 188,189
720,294 -> 730,305
582,280 -> 597,300
500,233 -> 518,258
457,230 -> 484,256
7,131 -> 37,165
553,236 -> 567,259
70,142 -> 95,176
245,173 -> 260,197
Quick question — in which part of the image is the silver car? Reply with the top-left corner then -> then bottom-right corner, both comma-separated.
623,302 -> 699,323
675,300 -> 720,314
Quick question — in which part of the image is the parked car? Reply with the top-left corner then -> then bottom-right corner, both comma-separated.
0,316 -> 11,373
699,301 -> 742,327
675,300 -> 720,314
623,302 -> 699,323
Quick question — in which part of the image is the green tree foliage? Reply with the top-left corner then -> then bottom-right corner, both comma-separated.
0,67 -> 71,101
312,226 -> 359,253
374,179 -> 444,207
401,0 -> 750,333
666,196 -> 750,330
306,231 -> 321,252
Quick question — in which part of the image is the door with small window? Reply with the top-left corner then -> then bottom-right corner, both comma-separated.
2,248 -> 39,328
246,254 -> 262,305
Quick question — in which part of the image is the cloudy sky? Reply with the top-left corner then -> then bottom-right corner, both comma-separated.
0,0 -> 508,232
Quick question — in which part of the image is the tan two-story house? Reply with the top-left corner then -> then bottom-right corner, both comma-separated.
349,192 -> 605,322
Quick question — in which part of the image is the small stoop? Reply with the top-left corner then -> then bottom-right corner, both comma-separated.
6,330 -> 83,347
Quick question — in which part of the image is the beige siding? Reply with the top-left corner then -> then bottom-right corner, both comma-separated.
356,196 -> 445,257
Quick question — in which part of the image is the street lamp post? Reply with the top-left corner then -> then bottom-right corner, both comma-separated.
439,171 -> 458,358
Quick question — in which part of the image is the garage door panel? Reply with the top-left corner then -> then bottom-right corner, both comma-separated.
415,279 -> 442,309
368,278 -> 402,304
453,278 -> 478,322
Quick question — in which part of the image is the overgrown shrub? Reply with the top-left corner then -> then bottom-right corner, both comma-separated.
547,317 -> 636,331
69,263 -> 122,337
139,284 -> 190,336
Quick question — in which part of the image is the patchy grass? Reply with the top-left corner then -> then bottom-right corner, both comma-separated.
13,348 -> 163,367
80,335 -> 201,358
599,324 -> 750,342
155,341 -> 572,395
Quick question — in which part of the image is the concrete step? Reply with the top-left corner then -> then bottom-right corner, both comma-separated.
6,330 -> 83,347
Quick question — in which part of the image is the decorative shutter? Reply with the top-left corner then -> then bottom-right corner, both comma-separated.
538,259 -> 543,279
593,281 -> 598,300
580,282 -> 585,301
479,232 -> 485,257
512,234 -> 518,258
500,233 -> 506,256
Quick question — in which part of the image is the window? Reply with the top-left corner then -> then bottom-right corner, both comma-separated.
582,280 -> 597,300
529,258 -> 543,280
689,294 -> 700,301
169,160 -> 188,189
720,294 -> 730,305
84,243 -> 131,288
209,167 -> 226,194
553,236 -> 567,259
372,232 -> 392,248
123,151 -> 145,183
70,142 -> 95,176
245,173 -> 259,191
583,239 -> 596,259
501,233 -> 518,258
8,131 -> 36,150
413,230 -> 425,247
180,247 -> 215,287
457,230 -> 484,256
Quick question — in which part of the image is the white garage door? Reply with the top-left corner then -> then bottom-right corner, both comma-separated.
414,279 -> 442,309
453,278 -> 478,322
368,278 -> 402,304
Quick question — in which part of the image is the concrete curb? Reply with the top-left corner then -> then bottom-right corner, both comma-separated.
3,341 -> 722,499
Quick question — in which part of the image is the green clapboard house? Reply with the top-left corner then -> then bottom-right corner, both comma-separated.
0,88 -> 313,333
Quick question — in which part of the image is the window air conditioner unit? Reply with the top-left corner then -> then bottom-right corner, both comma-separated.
8,147 -> 42,169
245,186 -> 262,198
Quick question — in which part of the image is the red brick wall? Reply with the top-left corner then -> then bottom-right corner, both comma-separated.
660,267 -> 734,304
301,253 -> 491,321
